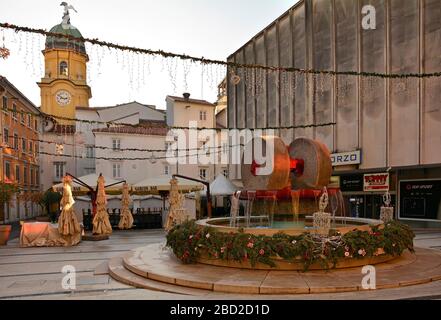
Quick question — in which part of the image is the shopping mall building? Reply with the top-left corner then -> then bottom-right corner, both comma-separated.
227,0 -> 441,227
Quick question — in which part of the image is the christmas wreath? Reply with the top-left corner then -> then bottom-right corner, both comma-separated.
166,220 -> 415,271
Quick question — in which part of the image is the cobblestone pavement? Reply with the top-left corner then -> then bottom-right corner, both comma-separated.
0,229 -> 440,300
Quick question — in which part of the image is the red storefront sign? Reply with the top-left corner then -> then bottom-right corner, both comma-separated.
364,173 -> 390,192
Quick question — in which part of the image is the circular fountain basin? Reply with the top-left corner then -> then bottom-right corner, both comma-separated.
196,216 -> 384,237
194,216 -> 395,270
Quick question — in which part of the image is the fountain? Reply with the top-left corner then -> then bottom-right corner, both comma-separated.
162,136 -> 415,273
197,136 -> 381,237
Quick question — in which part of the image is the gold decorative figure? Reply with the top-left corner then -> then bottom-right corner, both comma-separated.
92,175 -> 112,235
165,178 -> 187,231
118,183 -> 134,230
58,175 -> 81,246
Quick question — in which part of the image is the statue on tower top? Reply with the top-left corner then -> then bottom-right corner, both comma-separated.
60,2 -> 77,27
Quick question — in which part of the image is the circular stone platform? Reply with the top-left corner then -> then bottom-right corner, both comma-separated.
108,244 -> 441,295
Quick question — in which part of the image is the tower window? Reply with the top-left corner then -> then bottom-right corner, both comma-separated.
59,61 -> 68,76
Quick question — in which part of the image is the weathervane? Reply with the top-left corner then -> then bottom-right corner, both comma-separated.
60,2 -> 77,27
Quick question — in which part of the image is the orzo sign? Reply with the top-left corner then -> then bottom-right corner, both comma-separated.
331,150 -> 362,167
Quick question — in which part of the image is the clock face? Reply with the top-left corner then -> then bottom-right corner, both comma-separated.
55,90 -> 72,106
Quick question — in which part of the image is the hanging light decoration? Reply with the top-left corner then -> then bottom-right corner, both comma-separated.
0,29 -> 10,59
55,143 -> 64,155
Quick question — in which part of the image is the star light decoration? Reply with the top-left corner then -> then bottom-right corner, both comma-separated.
55,143 -> 64,155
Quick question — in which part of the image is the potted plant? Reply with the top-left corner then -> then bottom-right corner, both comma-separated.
0,181 -> 19,245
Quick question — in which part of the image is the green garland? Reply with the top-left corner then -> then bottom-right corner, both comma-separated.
166,220 -> 415,271
2,22 -> 441,79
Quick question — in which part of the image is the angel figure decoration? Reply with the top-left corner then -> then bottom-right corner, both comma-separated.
58,175 -> 81,246
92,175 -> 113,235
118,183 -> 134,230
380,191 -> 394,223
165,178 -> 187,232
313,187 -> 331,235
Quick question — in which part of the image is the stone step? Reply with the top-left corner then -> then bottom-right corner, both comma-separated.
107,256 -> 209,296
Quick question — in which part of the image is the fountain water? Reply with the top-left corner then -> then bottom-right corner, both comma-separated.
202,137 -> 365,235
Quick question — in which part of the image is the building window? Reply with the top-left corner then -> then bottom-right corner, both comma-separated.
12,104 -> 17,120
29,141 -> 33,154
86,146 -> 94,158
5,161 -> 11,180
112,163 -> 121,179
22,138 -> 27,152
13,133 -> 18,150
30,167 -> 34,186
164,165 -> 170,175
2,96 -> 7,111
199,168 -> 207,180
34,142 -> 38,156
27,114 -> 32,127
199,111 -> 207,121
34,119 -> 38,131
54,162 -> 65,180
20,109 -> 25,124
23,166 -> 28,185
15,165 -> 20,183
112,139 -> 121,151
3,128 -> 8,144
59,61 -> 68,76
36,169 -> 40,186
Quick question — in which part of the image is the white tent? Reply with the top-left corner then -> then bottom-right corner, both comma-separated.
202,174 -> 240,197
133,175 -> 203,193
53,174 -> 125,193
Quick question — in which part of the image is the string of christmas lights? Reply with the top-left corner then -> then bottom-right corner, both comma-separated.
1,107 -> 337,131
36,149 -> 224,161
1,134 -> 244,153
1,22 -> 441,79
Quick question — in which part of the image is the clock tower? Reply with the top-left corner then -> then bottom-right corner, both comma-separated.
38,11 -> 92,125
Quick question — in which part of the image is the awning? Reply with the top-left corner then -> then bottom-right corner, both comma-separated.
132,175 -> 203,194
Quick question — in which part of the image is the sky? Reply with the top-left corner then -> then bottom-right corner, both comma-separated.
0,0 -> 297,110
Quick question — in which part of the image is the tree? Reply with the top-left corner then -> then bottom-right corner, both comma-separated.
41,188 -> 62,223
0,182 -> 19,222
